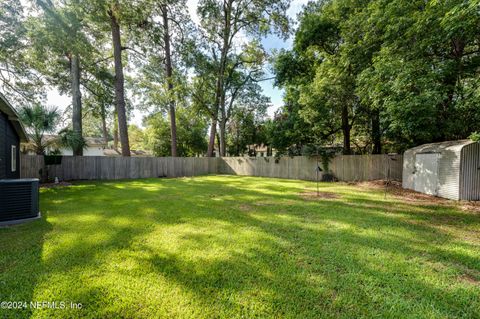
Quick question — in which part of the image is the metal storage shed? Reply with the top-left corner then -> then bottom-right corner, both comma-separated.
403,140 -> 480,200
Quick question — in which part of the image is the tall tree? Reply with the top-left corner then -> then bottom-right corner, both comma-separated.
0,0 -> 43,104
196,0 -> 291,156
272,42 -> 328,155
30,0 -> 103,156
226,103 -> 268,156
81,70 -> 115,143
108,2 -> 130,156
160,4 -> 177,156
274,0 -> 480,154
292,1 -> 365,154
144,106 -> 208,157
132,0 -> 195,157
70,53 -> 82,155
356,0 -> 480,150
82,0 -> 145,156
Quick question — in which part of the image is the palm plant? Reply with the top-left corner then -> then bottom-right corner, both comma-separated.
19,104 -> 60,182
19,104 -> 60,155
58,128 -> 87,154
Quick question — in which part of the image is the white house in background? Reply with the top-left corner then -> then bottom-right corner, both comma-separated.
23,135 -> 108,156
60,137 -> 107,156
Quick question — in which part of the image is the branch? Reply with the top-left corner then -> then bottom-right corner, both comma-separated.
252,76 -> 275,82
168,17 -> 185,45
89,55 -> 114,67
121,46 -> 147,59
225,70 -> 254,119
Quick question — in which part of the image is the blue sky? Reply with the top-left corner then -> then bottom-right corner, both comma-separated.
259,35 -> 291,117
259,35 -> 288,117
46,0 -> 308,127
259,0 -> 307,116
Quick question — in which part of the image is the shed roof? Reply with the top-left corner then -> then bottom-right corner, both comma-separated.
0,92 -> 28,142
407,139 -> 475,153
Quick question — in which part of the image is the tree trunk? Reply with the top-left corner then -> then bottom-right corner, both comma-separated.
219,118 -> 226,156
236,125 -> 240,156
100,103 -> 108,143
342,105 -> 351,155
216,132 -> 221,156
161,5 -> 178,157
207,0 -> 233,157
207,118 -> 217,157
113,113 -> 119,151
109,5 -> 130,156
71,54 -> 83,156
371,109 -> 381,154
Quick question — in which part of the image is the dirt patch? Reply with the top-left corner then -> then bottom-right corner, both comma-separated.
40,181 -> 73,188
352,180 -> 480,213
459,202 -> 480,214
300,191 -> 339,200
253,201 -> 271,207
459,273 -> 480,286
238,204 -> 252,212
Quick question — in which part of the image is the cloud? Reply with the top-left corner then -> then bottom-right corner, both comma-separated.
186,0 -> 200,25
288,0 -> 310,20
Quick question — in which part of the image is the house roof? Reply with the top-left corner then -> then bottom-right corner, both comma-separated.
406,139 -> 475,153
0,92 -> 28,142
84,137 -> 108,146
103,148 -> 150,157
24,135 -> 108,149
103,148 -> 121,156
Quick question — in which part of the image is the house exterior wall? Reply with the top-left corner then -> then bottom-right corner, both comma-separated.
49,146 -> 105,156
0,110 -> 20,179
460,142 -> 480,201
0,111 -> 6,178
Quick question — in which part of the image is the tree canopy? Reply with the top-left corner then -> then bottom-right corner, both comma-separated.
271,0 -> 480,155
2,0 -> 479,158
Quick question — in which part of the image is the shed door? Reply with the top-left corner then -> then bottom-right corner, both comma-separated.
414,153 -> 439,195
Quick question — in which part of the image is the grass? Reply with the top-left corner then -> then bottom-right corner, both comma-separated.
0,175 -> 479,318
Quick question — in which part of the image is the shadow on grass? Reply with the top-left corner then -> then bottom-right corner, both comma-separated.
1,176 -> 478,318
0,213 -> 52,319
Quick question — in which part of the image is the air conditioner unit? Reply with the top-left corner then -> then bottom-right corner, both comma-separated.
0,179 -> 40,224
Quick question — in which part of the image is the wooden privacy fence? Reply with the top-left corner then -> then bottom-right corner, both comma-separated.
20,154 -> 403,182
220,155 -> 403,181
20,156 -> 221,181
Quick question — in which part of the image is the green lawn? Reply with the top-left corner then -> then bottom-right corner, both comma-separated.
0,176 -> 479,318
